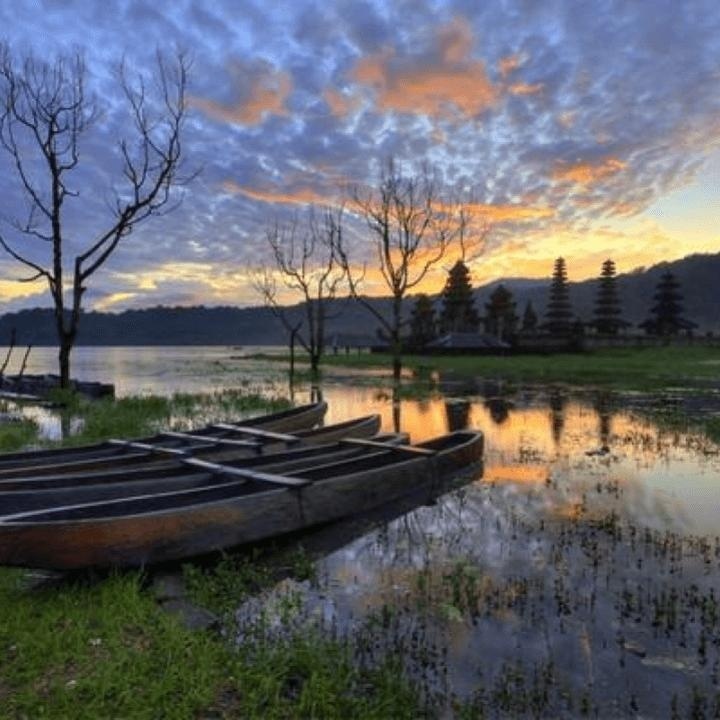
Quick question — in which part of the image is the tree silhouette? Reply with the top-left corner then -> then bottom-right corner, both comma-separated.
592,259 -> 624,334
408,294 -> 436,349
439,260 -> 480,334
336,160 -> 463,381
641,271 -> 695,336
0,46 -> 192,387
544,257 -> 573,336
484,284 -> 518,341
521,301 -> 538,333
254,207 -> 345,376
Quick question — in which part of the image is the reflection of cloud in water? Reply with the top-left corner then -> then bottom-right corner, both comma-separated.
248,476 -> 720,714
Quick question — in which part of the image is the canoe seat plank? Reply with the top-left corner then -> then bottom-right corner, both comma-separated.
210,424 -> 301,443
181,457 -> 310,487
161,431 -> 259,448
340,438 -> 436,455
108,440 -> 188,457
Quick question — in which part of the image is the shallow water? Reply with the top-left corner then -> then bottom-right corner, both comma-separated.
6,346 -> 720,714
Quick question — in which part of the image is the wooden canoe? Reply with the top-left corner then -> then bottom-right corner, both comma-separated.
0,413 -> 377,484
0,374 -> 115,400
0,430 -> 406,515
0,401 -> 328,473
0,431 -> 483,570
0,415 -> 383,495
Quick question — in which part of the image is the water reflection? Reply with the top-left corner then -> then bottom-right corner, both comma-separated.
7,347 -> 720,714
15,347 -> 720,536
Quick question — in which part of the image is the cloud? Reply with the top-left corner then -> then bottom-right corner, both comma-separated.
0,0 -> 719,311
347,17 -> 499,120
221,180 -> 334,207
497,53 -> 525,78
552,157 -> 627,186
508,82 -> 543,96
322,87 -> 361,117
191,59 -> 292,126
464,202 -> 555,223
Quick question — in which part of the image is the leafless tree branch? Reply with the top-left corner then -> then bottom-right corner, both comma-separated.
0,43 -> 193,386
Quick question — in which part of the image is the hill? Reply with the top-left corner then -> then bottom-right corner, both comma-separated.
477,252 -> 720,331
1,252 -> 718,346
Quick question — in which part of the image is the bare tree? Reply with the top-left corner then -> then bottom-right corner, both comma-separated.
0,45 -> 193,387
336,160 -> 465,381
254,207 -> 346,377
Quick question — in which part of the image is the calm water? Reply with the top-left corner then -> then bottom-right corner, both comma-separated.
7,346 -> 720,715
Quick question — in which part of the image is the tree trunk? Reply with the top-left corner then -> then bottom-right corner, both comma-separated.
58,336 -> 72,389
392,296 -> 403,383
392,382 -> 401,433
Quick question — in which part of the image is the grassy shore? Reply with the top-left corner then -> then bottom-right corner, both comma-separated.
0,567 -> 420,718
0,390 -> 423,718
319,345 -> 720,391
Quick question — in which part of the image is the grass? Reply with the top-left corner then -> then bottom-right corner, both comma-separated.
0,566 -> 422,719
246,345 -> 720,391
0,417 -> 39,451
33,389 -> 291,449
328,346 -> 720,390
0,390 -> 424,718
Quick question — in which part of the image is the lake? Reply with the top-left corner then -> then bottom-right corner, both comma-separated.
7,345 -> 720,715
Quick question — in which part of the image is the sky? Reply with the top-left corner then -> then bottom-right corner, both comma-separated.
0,0 -> 718,312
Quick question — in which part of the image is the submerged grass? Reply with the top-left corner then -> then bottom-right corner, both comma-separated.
42,389 -> 291,447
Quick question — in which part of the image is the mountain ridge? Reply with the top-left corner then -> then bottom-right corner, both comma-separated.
1,251 -> 718,346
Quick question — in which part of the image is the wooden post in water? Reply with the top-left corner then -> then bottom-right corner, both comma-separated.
0,328 -> 17,385
288,321 -> 302,397
17,345 -> 32,379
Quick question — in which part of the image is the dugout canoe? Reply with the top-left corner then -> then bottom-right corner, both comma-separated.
0,430 -> 406,515
0,374 -> 115,400
0,431 -> 483,569
0,415 -> 382,496
0,401 -> 328,473
0,413 -> 379,485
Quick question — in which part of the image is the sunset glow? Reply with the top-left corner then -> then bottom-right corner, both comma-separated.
0,1 -> 718,311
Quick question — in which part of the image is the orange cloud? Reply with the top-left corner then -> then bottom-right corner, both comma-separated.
191,60 -> 291,126
497,53 -> 524,78
323,88 -> 360,117
463,201 -> 554,223
349,18 -> 498,119
0,277 -> 45,304
509,82 -> 543,96
222,181 -> 332,206
552,157 -> 627,186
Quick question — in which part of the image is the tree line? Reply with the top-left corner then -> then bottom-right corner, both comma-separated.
406,256 -> 696,349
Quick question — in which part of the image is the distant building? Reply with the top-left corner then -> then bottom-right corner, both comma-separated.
426,332 -> 510,352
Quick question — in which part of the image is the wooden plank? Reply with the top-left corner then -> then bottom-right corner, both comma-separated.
181,457 -> 309,487
160,430 -> 259,448
210,424 -> 301,443
340,438 -> 436,455
108,439 -> 189,457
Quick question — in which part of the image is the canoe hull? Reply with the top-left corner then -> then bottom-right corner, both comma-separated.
0,401 -> 328,474
0,432 -> 482,570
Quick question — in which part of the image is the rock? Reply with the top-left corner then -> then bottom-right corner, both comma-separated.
160,598 -> 220,632
152,572 -> 187,601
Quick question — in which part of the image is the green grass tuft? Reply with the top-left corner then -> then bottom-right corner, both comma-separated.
0,418 -> 39,451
